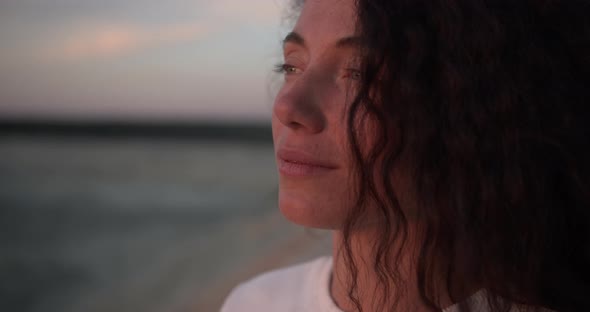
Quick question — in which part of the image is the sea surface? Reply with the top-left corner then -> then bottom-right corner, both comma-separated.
0,135 -> 331,312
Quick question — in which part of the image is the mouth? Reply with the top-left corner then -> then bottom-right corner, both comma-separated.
276,149 -> 338,177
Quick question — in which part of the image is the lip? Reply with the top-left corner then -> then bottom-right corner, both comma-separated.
276,148 -> 339,177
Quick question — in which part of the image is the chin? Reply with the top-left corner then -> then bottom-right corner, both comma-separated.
277,190 -> 346,230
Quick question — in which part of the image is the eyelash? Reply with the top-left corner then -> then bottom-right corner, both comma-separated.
273,63 -> 299,74
274,63 -> 362,80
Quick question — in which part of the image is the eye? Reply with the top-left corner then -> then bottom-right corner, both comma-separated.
274,63 -> 302,75
344,68 -> 362,80
349,70 -> 361,80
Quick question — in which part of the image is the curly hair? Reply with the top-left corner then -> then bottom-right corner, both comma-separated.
332,0 -> 590,311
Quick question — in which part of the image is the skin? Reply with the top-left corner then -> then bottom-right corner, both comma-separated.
272,0 -> 459,310
272,0 -> 361,229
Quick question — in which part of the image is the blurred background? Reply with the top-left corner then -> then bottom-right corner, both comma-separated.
0,1 -> 331,311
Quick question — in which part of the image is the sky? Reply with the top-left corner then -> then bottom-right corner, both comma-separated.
0,0 -> 293,122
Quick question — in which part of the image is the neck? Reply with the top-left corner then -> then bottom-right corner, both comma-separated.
329,228 -> 453,312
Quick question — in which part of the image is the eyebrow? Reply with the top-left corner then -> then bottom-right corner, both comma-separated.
282,31 -> 362,49
283,32 -> 305,47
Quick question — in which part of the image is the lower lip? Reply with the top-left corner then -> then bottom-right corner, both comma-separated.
277,158 -> 336,177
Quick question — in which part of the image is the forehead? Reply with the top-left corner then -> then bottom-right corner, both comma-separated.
293,0 -> 357,45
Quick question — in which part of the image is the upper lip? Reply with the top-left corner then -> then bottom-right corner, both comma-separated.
277,148 -> 339,169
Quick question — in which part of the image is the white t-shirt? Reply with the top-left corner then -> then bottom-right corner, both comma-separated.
221,256 -> 340,312
220,256 -> 503,312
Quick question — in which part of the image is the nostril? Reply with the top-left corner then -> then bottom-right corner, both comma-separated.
288,121 -> 303,129
273,85 -> 326,134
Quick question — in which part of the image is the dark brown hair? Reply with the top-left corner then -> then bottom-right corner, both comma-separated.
340,0 -> 590,311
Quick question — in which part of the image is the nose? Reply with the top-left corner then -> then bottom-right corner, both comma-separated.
273,73 -> 327,134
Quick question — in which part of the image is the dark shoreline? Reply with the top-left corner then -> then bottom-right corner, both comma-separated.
0,120 -> 273,143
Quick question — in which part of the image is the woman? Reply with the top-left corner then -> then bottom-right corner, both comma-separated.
222,0 -> 590,311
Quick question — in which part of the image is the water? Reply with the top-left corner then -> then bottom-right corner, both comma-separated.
0,135 -> 331,312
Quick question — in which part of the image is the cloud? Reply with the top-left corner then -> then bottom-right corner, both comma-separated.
45,22 -> 209,61
23,0 -> 286,64
206,0 -> 284,25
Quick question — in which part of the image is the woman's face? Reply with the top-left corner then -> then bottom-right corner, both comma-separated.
272,0 -> 360,229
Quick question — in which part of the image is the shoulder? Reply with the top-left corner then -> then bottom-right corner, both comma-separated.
220,256 -> 335,312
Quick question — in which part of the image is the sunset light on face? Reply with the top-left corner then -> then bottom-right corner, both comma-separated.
0,0 -> 285,122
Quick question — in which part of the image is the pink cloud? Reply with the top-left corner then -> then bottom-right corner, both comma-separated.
45,22 -> 209,61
